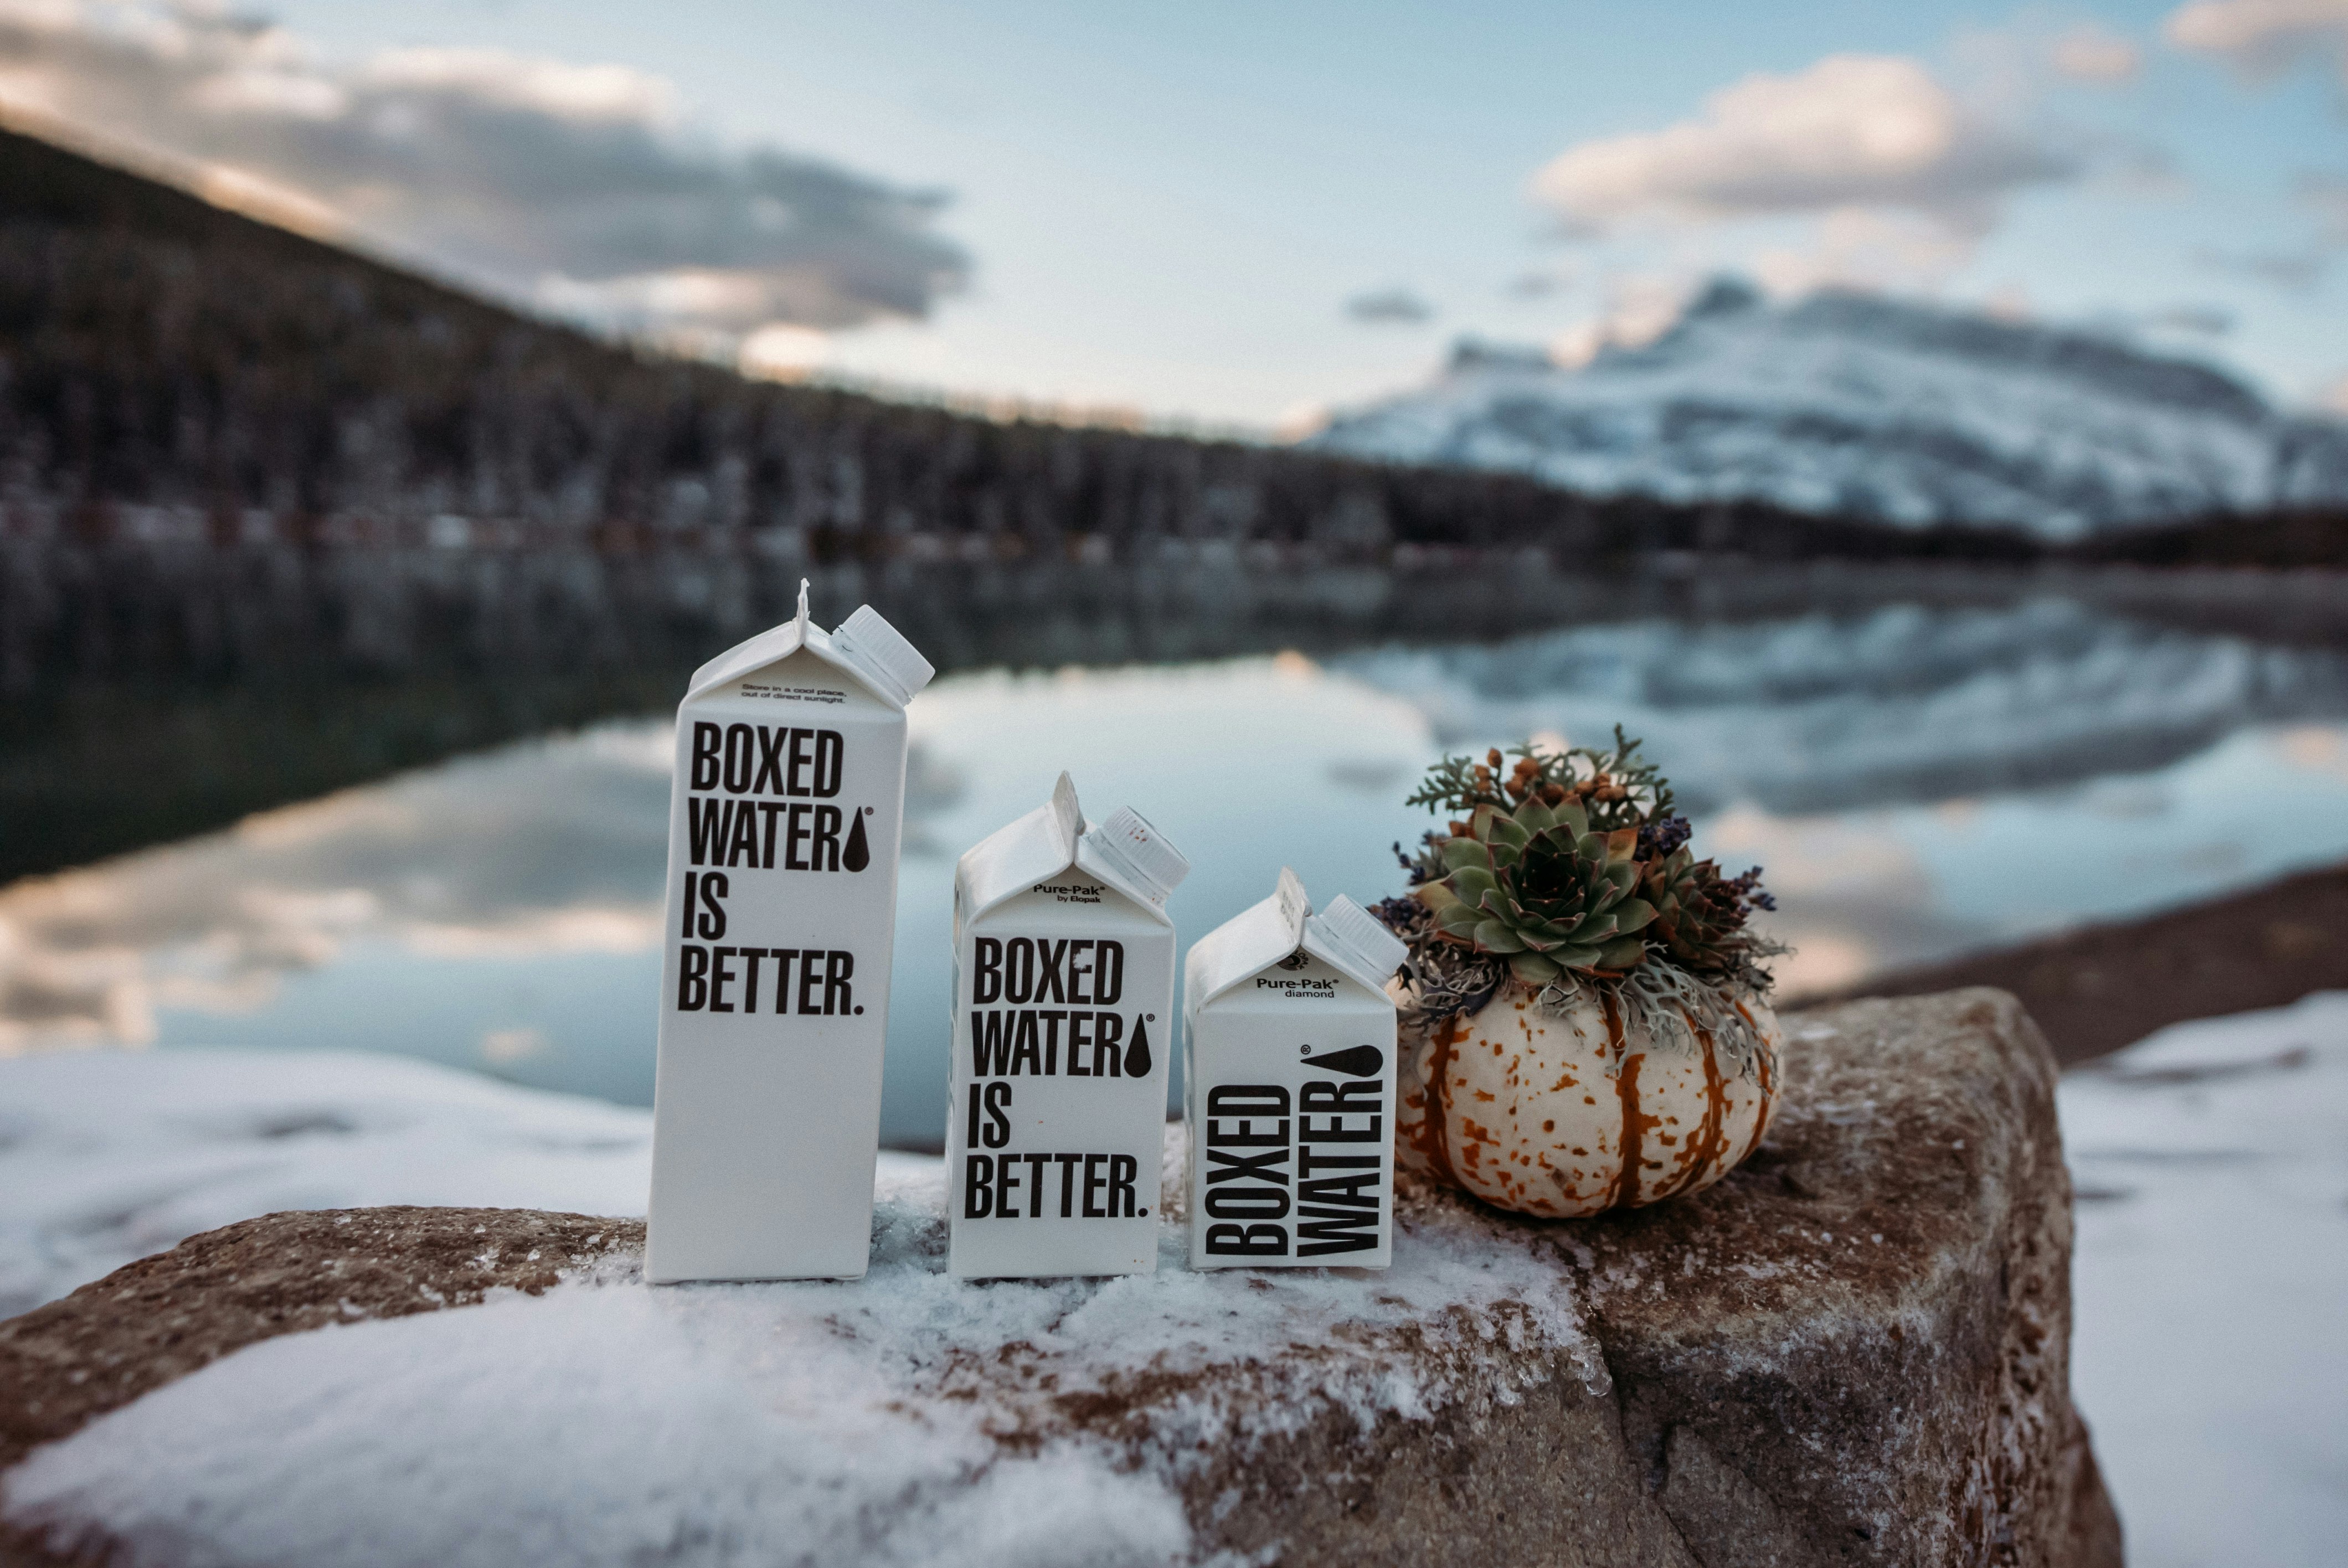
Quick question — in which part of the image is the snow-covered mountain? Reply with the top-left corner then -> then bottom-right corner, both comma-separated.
1308,278 -> 2348,538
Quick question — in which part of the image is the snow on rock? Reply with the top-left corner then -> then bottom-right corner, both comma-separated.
0,1048 -> 658,1317
2059,992 -> 2348,1568
1,992 -> 2123,1567
2,1141 -> 1605,1568
0,1048 -> 960,1320
1309,278 -> 2348,537
8,993 -> 2341,1564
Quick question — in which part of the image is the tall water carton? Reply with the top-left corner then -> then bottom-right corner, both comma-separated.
948,773 -> 1188,1279
1183,869 -> 1407,1270
646,582 -> 934,1282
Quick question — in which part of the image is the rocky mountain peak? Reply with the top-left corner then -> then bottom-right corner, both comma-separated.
1312,278 -> 2348,537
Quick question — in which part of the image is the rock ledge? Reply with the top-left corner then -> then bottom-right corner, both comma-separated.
1,990 -> 2120,1567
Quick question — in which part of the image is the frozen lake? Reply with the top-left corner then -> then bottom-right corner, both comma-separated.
9,594 -> 2348,1147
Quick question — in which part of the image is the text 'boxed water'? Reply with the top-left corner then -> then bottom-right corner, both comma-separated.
1184,869 -> 1407,1270
647,584 -> 934,1283
948,773 -> 1188,1279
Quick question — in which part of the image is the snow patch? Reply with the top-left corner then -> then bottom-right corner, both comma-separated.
6,996 -> 2344,1565
0,1056 -> 1601,1568
2061,991 -> 2348,1568
0,1048 -> 655,1316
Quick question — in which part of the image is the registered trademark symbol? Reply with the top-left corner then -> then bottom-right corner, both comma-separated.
1146,1013 -> 1156,1022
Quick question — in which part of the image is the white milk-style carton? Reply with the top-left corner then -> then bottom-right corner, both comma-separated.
646,582 -> 935,1283
948,773 -> 1189,1280
1183,869 -> 1408,1270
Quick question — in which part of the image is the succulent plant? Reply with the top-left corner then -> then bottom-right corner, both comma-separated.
1415,795 -> 1656,987
1640,846 -> 1767,979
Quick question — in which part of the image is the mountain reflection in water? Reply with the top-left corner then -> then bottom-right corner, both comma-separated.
9,598 -> 2348,1149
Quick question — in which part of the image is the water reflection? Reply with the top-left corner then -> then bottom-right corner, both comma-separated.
9,600 -> 2348,1147
1335,598 -> 2348,814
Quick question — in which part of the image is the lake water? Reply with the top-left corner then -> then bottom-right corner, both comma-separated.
9,592 -> 2348,1147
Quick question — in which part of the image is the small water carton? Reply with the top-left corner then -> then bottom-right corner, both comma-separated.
1183,869 -> 1407,1270
948,773 -> 1188,1279
646,582 -> 935,1282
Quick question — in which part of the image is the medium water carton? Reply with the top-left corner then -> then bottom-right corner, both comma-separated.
646,584 -> 934,1282
947,773 -> 1188,1279
1183,869 -> 1407,1270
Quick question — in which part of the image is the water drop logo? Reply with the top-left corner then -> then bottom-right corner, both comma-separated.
844,810 -> 871,873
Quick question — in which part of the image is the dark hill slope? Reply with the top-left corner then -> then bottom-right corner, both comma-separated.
0,123 -> 1968,561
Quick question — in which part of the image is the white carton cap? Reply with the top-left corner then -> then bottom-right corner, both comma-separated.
831,604 -> 936,707
1083,806 -> 1190,907
1306,893 -> 1408,993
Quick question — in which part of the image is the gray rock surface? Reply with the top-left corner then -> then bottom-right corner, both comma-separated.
0,989 -> 2120,1567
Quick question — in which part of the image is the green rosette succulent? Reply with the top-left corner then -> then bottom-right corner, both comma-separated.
1640,847 -> 1755,978
1414,795 -> 1656,987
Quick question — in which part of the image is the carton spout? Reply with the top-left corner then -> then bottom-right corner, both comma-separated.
1080,806 -> 1190,908
830,605 -> 936,709
1306,894 -> 1409,993
1272,866 -> 1310,942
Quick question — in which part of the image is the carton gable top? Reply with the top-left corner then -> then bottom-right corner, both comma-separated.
1185,868 -> 1407,1012
957,772 -> 1186,926
683,581 -> 935,711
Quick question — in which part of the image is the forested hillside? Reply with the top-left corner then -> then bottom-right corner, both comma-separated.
0,122 -> 2037,570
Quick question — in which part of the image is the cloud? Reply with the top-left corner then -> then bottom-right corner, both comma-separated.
2052,24 -> 2146,82
0,3 -> 968,337
1530,55 -> 2077,236
1343,286 -> 1434,324
2143,302 -> 2238,334
2195,245 -> 2330,288
1501,261 -> 1583,301
2164,0 -> 2348,79
2302,173 -> 2348,238
1547,272 -> 1698,367
2178,177 -> 2348,295
1751,207 -> 1984,295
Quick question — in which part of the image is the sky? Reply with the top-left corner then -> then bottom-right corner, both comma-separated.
2,0 -> 2346,429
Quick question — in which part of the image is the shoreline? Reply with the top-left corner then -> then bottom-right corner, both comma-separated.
1799,857 -> 2348,1066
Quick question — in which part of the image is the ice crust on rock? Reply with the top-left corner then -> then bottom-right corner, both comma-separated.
3,1125 -> 1604,1568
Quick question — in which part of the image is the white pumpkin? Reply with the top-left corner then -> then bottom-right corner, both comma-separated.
1392,978 -> 1781,1218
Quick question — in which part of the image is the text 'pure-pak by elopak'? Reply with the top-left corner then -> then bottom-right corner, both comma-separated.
646,591 -> 1406,1282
